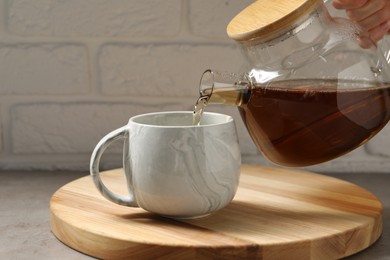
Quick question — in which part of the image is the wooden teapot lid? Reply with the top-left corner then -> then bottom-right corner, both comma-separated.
227,0 -> 319,42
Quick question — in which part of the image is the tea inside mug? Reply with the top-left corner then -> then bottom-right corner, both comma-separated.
131,111 -> 233,127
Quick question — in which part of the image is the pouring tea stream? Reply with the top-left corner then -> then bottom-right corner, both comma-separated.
194,0 -> 390,167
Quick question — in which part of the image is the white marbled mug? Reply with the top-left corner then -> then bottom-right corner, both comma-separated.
90,111 -> 241,219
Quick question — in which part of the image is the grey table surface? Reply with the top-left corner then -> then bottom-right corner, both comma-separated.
0,169 -> 389,260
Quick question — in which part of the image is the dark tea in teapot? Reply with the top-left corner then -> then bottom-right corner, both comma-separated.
194,79 -> 390,167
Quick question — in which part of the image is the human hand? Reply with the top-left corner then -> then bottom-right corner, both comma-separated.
332,0 -> 390,45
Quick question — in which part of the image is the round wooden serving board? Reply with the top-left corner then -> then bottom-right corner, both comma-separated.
50,165 -> 382,260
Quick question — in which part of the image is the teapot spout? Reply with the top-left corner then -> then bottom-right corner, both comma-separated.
199,69 -> 252,106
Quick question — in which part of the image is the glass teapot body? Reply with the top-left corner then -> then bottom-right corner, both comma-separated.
198,0 -> 390,167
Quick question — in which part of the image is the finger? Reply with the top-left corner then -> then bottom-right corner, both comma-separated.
369,21 -> 390,42
345,0 -> 388,22
349,3 -> 390,32
333,0 -> 368,9
358,33 -> 375,48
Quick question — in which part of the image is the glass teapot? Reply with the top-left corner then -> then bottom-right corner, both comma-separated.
195,0 -> 390,167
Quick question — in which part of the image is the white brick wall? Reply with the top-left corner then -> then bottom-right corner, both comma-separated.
0,0 -> 390,172
0,43 -> 89,94
8,0 -> 182,37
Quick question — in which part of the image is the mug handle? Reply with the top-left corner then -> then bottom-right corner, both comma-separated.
90,126 -> 138,207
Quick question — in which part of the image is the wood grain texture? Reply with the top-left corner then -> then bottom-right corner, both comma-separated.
227,0 -> 318,42
50,165 -> 383,260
